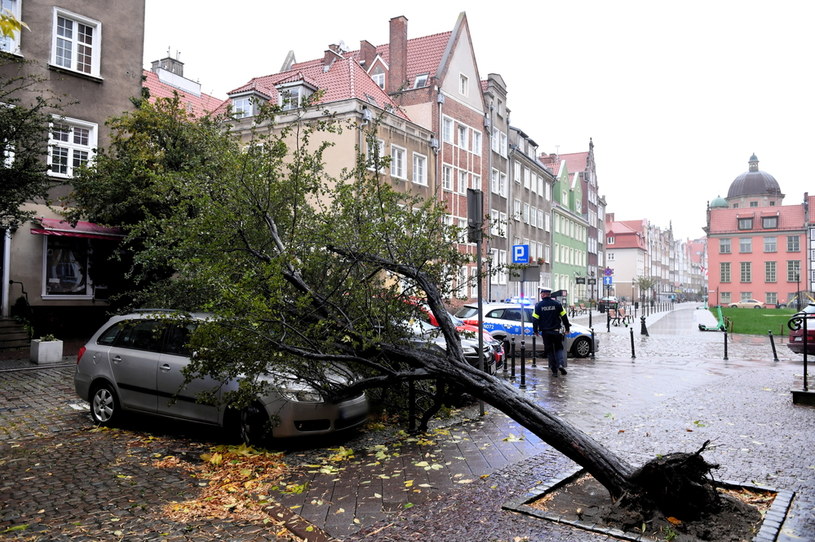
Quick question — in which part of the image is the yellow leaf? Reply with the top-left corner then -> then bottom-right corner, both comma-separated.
404,479 -> 414,487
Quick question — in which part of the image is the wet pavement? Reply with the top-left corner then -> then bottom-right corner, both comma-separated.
1,303 -> 814,541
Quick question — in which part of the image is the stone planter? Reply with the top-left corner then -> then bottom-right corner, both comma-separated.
30,339 -> 63,364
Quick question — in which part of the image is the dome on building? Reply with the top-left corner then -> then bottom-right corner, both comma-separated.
710,195 -> 728,208
727,154 -> 782,199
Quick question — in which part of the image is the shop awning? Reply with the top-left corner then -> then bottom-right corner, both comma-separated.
30,218 -> 125,241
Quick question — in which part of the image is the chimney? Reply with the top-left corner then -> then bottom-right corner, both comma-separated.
388,16 -> 408,93
359,39 -> 376,69
323,44 -> 342,69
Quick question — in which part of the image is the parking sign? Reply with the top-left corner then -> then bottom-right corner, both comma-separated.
512,244 -> 529,264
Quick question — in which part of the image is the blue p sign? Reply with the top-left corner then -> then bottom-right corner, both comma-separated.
512,244 -> 529,264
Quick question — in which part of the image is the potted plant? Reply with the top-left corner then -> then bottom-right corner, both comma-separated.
30,334 -> 63,364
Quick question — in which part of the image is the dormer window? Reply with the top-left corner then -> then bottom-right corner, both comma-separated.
276,81 -> 316,111
371,67 -> 385,89
232,96 -> 255,119
414,74 -> 428,88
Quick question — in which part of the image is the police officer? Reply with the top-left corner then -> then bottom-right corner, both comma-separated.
533,288 -> 571,376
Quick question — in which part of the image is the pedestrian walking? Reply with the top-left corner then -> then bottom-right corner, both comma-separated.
532,288 -> 571,376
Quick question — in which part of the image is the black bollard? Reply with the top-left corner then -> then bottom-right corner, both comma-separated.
520,340 -> 526,389
769,330 -> 779,362
723,331 -> 728,360
630,327 -> 636,359
606,309 -> 611,332
510,338 -> 516,380
640,315 -> 649,336
531,335 -> 537,367
590,328 -> 596,359
588,308 -> 592,328
502,340 -> 508,375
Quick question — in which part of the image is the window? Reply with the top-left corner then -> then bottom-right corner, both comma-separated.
522,203 -> 530,224
513,199 -> 521,221
231,96 -> 256,118
764,236 -> 777,252
52,9 -> 101,77
442,117 -> 454,143
719,238 -> 731,254
49,117 -> 96,177
762,216 -> 778,229
739,238 -> 752,253
457,170 -> 468,194
788,260 -> 801,282
390,145 -> 406,179
720,262 -> 731,283
720,292 -> 731,304
471,130 -> 481,155
277,84 -> 313,110
366,138 -> 385,171
499,172 -> 507,197
1,0 -> 21,54
471,173 -> 480,190
498,250 -> 507,284
412,153 -> 427,185
459,73 -> 469,96
787,235 -> 800,252
371,68 -> 385,89
514,162 -> 521,183
740,262 -> 751,283
737,217 -> 753,230
43,236 -> 90,296
765,261 -> 776,283
413,74 -> 428,88
765,292 -> 777,305
523,167 -> 530,189
442,165 -> 453,191
607,236 -> 615,244
500,132 -> 508,157
457,124 -> 468,150
490,209 -> 500,236
491,169 -> 499,194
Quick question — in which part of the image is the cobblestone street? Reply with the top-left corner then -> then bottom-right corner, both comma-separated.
2,303 -> 814,541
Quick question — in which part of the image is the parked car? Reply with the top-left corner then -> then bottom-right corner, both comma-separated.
454,302 -> 598,358
597,296 -> 618,312
729,299 -> 764,309
406,319 -> 497,374
413,302 -> 504,368
787,303 -> 815,354
74,311 -> 369,444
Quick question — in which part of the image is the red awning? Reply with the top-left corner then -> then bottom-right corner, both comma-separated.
30,218 -> 124,241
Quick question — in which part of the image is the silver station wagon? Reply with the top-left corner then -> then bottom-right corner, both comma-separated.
74,311 -> 369,443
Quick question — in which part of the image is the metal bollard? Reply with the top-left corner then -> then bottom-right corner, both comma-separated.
510,338 -> 516,380
769,330 -> 779,361
590,328 -> 596,359
630,327 -> 636,359
723,331 -> 728,360
502,340 -> 508,375
640,315 -> 649,336
520,340 -> 526,389
531,335 -> 537,367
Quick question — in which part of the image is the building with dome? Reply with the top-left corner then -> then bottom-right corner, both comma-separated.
705,155 -> 813,308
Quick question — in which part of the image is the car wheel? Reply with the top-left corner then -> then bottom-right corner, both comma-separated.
571,337 -> 592,358
90,382 -> 120,425
754,305 -> 762,309
239,402 -> 271,446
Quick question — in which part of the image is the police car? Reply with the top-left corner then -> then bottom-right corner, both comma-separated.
454,301 -> 598,358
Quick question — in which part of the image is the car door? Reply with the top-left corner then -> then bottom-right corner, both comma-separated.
155,322 -> 222,424
106,319 -> 165,413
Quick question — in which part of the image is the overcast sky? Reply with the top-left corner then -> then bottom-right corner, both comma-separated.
144,1 -> 814,241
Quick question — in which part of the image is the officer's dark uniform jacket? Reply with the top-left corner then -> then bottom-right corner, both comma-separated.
532,297 -> 570,334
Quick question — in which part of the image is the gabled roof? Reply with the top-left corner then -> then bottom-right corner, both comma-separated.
606,220 -> 646,250
227,56 -> 408,119
558,151 -> 589,175
142,69 -> 224,118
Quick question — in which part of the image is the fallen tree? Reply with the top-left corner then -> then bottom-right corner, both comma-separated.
71,100 -> 726,523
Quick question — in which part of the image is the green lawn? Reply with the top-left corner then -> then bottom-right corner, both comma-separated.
713,306 -> 797,335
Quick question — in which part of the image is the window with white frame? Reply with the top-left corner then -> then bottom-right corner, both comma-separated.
499,212 -> 507,237
49,117 -> 96,177
390,145 -> 406,179
522,203 -> 530,224
498,250 -> 507,284
52,9 -> 101,77
471,173 -> 480,190
491,168 -> 499,194
472,130 -> 481,155
442,117 -> 454,143
371,68 -> 385,89
459,73 -> 469,96
513,199 -> 521,221
1,0 -> 21,54
765,261 -> 776,282
277,84 -> 313,110
412,153 -> 427,185
530,206 -> 537,228
457,124 -> 468,150
491,128 -> 499,152
500,132 -> 508,157
787,260 -> 801,281
457,170 -> 468,194
514,162 -> 521,183
490,209 -> 500,235
442,164 -> 453,191
764,236 -> 777,252
740,262 -> 751,282
366,138 -> 385,171
499,172 -> 507,197
523,167 -> 530,189
413,74 -> 428,88
788,235 -> 800,252
231,95 -> 257,118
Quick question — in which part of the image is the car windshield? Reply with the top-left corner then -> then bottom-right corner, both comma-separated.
455,306 -> 479,319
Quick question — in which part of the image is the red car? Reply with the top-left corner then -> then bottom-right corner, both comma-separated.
414,302 -> 505,368
788,303 -> 815,354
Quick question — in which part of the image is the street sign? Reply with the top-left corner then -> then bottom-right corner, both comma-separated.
576,277 -> 586,284
512,244 -> 529,264
603,276 -> 613,285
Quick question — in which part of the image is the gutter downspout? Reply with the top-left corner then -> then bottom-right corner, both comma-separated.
1,230 -> 10,317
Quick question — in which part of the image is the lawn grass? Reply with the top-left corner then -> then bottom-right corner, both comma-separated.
713,306 -> 797,336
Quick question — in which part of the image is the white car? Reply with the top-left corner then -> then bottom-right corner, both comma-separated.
454,302 -> 598,358
74,311 -> 368,444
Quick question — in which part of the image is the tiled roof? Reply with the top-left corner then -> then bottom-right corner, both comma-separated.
227,56 -> 408,119
607,220 -> 645,249
558,151 -> 589,174
708,203 -> 806,234
142,70 -> 225,118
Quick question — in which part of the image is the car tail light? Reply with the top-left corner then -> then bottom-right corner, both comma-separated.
76,346 -> 86,363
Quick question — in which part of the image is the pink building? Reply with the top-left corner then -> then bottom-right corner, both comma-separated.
705,154 -> 811,307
